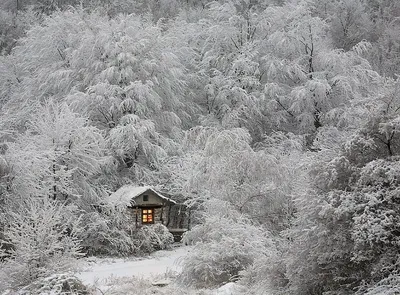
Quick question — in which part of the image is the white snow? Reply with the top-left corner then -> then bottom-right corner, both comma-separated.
108,185 -> 176,206
76,245 -> 190,286
214,282 -> 243,294
75,246 -> 244,294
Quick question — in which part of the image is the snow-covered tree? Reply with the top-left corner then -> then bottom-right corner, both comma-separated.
165,126 -> 303,231
182,0 -> 274,138
262,0 -> 381,136
5,101 -> 106,201
1,0 -> 400,293
327,0 -> 373,51
281,80 -> 400,294
0,198 -> 82,291
0,8 -> 197,186
180,206 -> 275,288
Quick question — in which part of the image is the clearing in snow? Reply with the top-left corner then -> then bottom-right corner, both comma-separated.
77,245 -> 190,285
76,245 -> 242,294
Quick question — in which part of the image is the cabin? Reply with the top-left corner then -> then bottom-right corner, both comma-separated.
109,185 -> 189,240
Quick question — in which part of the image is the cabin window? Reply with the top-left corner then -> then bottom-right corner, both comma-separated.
143,195 -> 149,202
142,209 -> 153,224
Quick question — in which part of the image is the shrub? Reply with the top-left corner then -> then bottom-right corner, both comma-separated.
18,273 -> 89,295
357,274 -> 400,295
78,207 -> 137,257
239,239 -> 289,295
0,198 -> 83,292
179,216 -> 272,288
134,224 -> 174,254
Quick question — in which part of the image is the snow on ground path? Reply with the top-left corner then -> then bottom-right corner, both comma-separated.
76,245 -> 191,286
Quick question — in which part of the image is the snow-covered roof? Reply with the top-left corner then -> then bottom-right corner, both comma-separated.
109,185 -> 176,206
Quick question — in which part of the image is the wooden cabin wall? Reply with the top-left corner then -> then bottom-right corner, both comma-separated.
125,196 -> 192,230
126,207 -> 137,223
154,207 -> 166,224
127,206 -> 173,227
134,191 -> 164,206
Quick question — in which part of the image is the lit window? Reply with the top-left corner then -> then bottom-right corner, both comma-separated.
142,209 -> 153,224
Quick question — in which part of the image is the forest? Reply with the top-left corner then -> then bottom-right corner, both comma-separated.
0,0 -> 400,294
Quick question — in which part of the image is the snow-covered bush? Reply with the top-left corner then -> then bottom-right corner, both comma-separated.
17,273 -> 88,295
78,208 -> 137,257
240,239 -> 289,295
77,207 -> 173,257
356,273 -> 400,295
282,126 -> 400,294
0,198 -> 83,292
0,8 -> 37,55
179,214 -> 272,288
134,224 -> 174,254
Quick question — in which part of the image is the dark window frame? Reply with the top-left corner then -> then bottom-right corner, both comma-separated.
143,195 -> 149,202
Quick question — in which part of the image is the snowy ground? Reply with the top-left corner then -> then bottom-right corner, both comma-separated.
76,244 -> 241,294
77,245 -> 189,285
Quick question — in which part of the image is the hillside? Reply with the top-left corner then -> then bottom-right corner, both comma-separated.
1,0 -> 400,294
